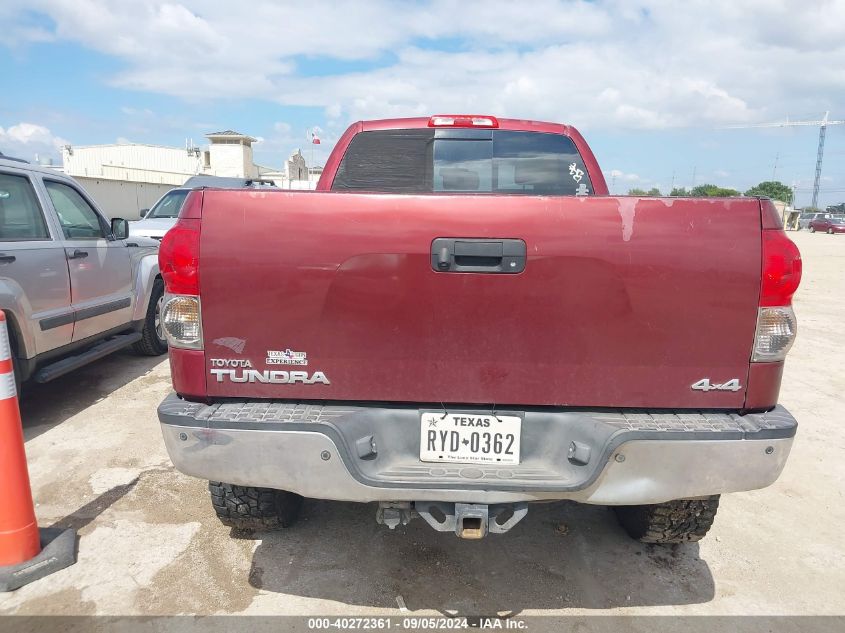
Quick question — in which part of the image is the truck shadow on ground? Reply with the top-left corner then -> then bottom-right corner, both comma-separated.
248,499 -> 714,614
19,350 -> 167,441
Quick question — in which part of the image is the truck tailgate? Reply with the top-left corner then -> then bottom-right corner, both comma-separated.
199,191 -> 761,408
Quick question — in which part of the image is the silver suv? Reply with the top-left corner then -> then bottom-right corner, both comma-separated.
0,157 -> 166,388
129,188 -> 189,240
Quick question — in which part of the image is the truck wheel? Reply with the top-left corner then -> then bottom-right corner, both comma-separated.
612,496 -> 720,544
133,279 -> 168,356
209,481 -> 303,530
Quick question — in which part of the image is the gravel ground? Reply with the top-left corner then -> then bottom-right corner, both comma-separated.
0,230 -> 842,622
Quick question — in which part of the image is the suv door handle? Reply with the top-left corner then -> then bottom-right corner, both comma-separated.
0,254 -> 16,264
68,249 -> 89,260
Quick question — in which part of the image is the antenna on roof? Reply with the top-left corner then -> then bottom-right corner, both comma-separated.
186,138 -> 201,158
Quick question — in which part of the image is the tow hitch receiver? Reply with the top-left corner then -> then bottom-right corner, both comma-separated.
453,504 -> 489,539
376,501 -> 528,539
419,503 -> 528,539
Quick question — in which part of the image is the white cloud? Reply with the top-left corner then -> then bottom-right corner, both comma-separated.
2,1 -> 844,130
608,169 -> 641,182
272,122 -> 291,135
120,106 -> 154,117
250,121 -> 335,168
0,122 -> 69,161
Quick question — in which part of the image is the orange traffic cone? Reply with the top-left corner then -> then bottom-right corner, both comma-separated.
0,311 -> 76,591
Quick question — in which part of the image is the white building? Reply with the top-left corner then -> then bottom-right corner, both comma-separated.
264,149 -> 323,190
61,130 -> 319,218
285,149 -> 308,181
202,130 -> 265,178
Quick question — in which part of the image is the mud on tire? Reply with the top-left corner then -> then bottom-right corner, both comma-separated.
613,496 -> 720,544
209,481 -> 303,531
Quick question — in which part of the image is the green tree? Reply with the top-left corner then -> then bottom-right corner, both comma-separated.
690,183 -> 740,197
628,187 -> 661,196
745,181 -> 793,204
670,187 -> 690,196
826,203 -> 845,214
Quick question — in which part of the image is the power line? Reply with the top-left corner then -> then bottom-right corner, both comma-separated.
725,112 -> 845,208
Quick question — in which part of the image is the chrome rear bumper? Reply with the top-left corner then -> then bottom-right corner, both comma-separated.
158,393 -> 796,505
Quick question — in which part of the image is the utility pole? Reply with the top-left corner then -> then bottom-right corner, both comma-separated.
725,112 -> 843,210
812,117 -> 827,208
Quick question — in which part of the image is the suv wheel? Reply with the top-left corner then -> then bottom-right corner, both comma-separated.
132,279 -> 168,356
209,481 -> 303,531
809,226 -> 816,233
613,496 -> 720,544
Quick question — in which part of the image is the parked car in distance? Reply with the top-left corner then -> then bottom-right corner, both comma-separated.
0,157 -> 167,389
156,115 -> 802,545
809,216 -> 845,233
130,176 -> 277,240
797,211 -> 832,230
130,188 -> 189,241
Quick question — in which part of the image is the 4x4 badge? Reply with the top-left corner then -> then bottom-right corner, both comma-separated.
691,378 -> 742,392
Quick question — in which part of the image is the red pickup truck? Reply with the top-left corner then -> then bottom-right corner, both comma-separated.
157,115 -> 801,543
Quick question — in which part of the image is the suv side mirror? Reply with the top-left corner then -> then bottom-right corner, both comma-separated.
111,218 -> 129,240
139,208 -> 150,218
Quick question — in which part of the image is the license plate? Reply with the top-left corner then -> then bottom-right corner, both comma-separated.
419,412 -> 522,465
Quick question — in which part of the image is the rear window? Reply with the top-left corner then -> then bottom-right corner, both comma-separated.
0,172 -> 50,241
148,189 -> 189,218
331,129 -> 593,195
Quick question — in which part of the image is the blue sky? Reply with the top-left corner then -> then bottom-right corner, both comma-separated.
1,0 -> 844,207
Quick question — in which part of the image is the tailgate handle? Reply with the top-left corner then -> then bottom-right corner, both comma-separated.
431,238 -> 526,274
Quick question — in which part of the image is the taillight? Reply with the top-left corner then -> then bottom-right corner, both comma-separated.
428,115 -> 499,128
159,218 -> 200,295
753,204 -> 802,362
161,295 -> 203,350
760,231 -> 802,307
159,191 -> 203,349
752,306 -> 797,362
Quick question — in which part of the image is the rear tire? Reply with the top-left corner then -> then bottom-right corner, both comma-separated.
209,481 -> 303,531
132,279 -> 168,356
809,226 -> 816,233
613,496 -> 720,544
11,354 -> 21,396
